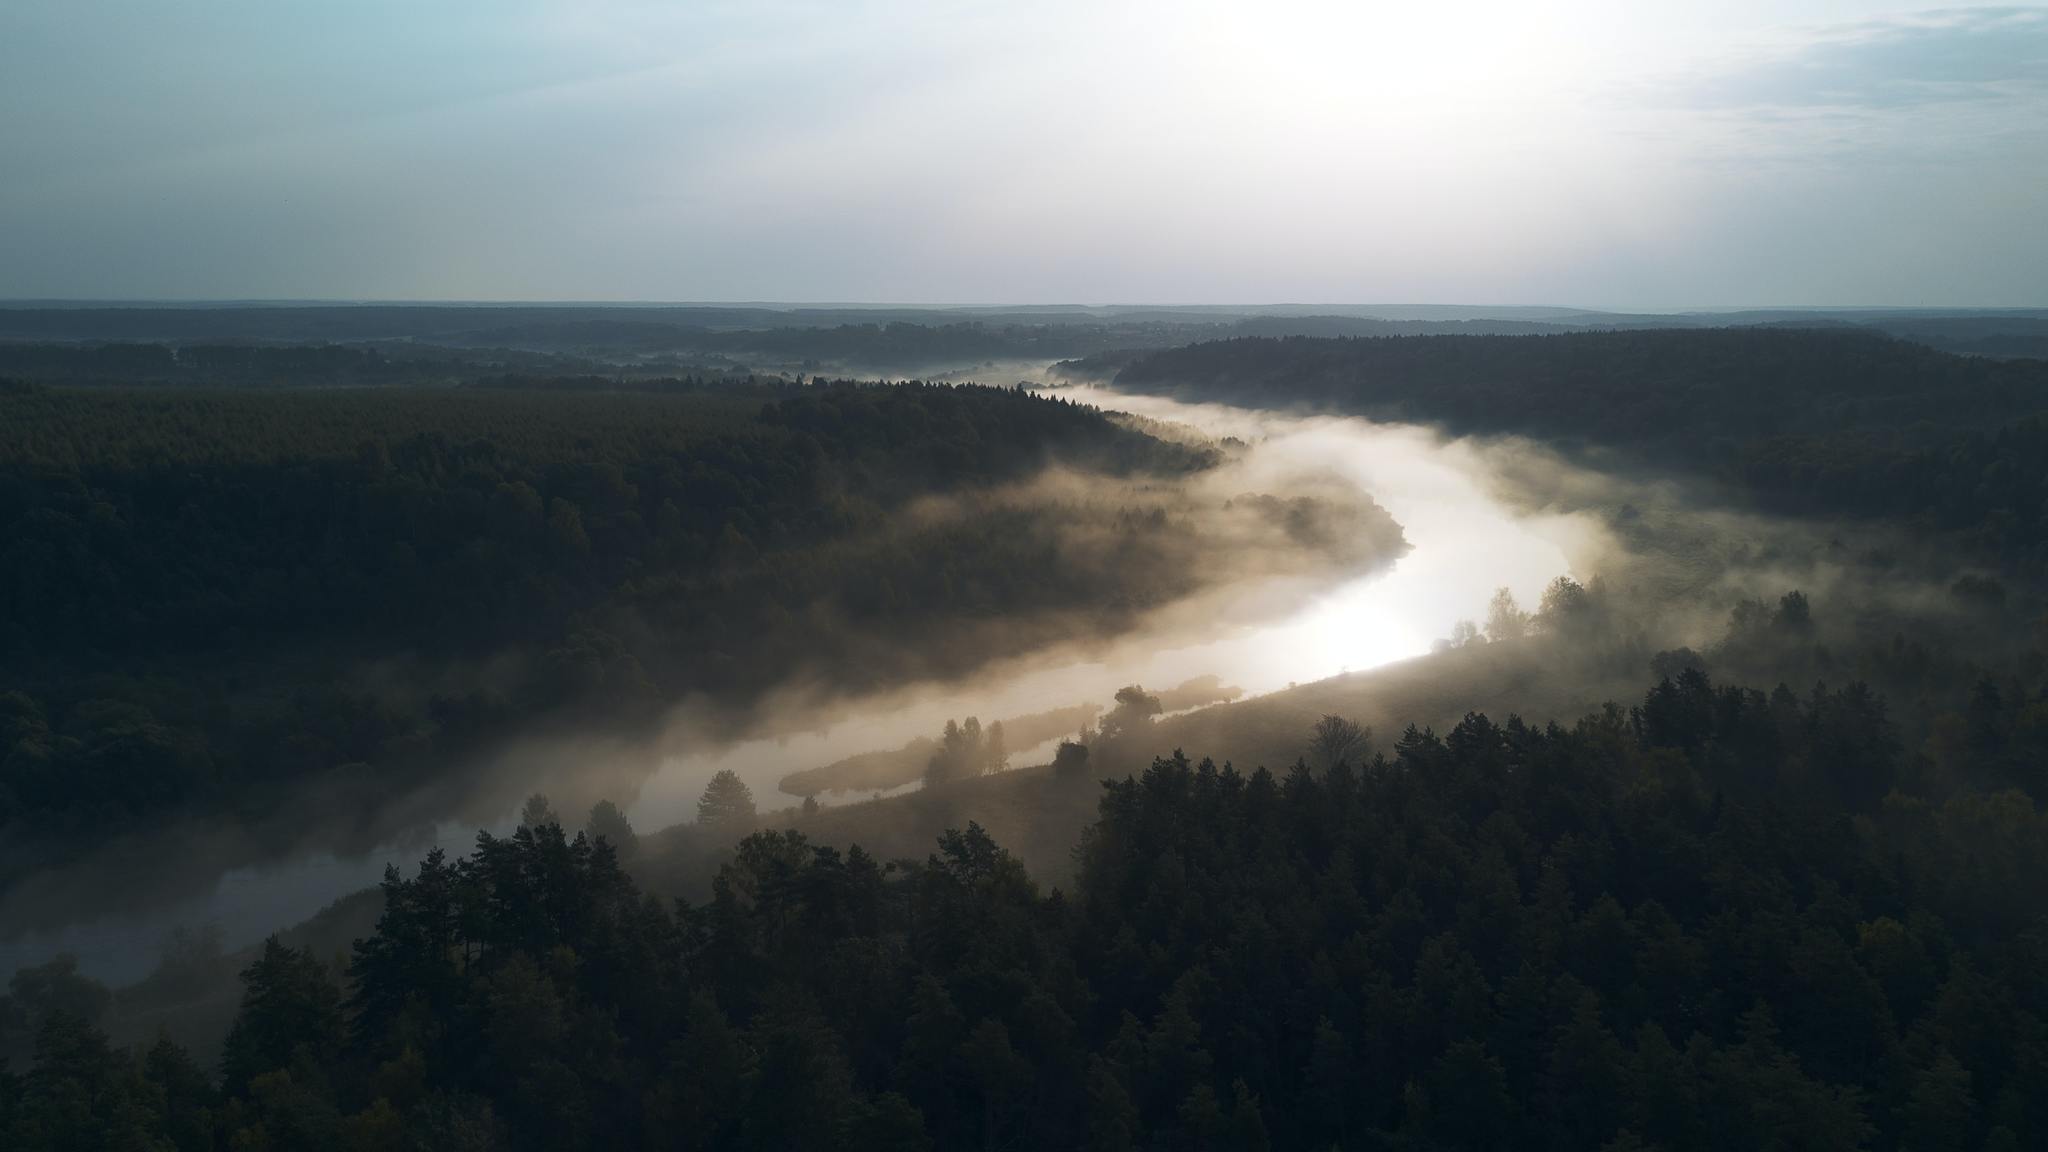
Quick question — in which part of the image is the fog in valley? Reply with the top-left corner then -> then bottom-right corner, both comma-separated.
6,4 -> 2046,1147
0,379 -> 1560,975
3,367 -> 1958,989
8,325 -> 2046,1152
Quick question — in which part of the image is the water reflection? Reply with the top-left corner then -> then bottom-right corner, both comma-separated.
2,385 -> 1601,983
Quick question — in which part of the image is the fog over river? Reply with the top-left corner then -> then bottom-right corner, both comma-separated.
3,385 -> 1608,984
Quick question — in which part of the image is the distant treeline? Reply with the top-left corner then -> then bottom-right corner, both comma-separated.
0,342 -> 603,387
0,309 -> 1577,360
10,663 -> 2048,1150
1843,316 -> 2048,361
776,676 -> 1245,798
0,381 -> 1217,864
1113,328 -> 2048,575
5,305 -> 2042,371
0,319 -> 1588,382
777,704 -> 1101,799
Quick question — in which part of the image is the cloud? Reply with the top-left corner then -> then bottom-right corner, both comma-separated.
1674,7 -> 2048,112
1620,6 -> 2048,180
1,1 -> 2043,305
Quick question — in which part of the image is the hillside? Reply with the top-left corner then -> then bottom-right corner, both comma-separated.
0,382 -> 1223,869
1111,328 -> 2048,577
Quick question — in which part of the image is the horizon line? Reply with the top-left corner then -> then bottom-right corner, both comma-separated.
3,299 -> 2046,315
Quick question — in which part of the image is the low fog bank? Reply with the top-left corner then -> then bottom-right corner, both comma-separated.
0,383 -> 1410,979
0,384 -> 1616,972
628,381 -> 2039,896
14,373 -> 2030,1067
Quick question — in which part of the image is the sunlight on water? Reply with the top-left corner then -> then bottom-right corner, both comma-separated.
3,384 -> 1601,983
628,386 -> 1597,828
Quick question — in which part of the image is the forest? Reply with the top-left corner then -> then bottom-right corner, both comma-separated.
9,646 -> 2048,1150
0,378 -> 1274,869
6,318 -> 2048,1151
776,677 -> 1244,799
10,0 -> 2048,1140
4,307 -> 2040,381
1113,329 -> 2048,576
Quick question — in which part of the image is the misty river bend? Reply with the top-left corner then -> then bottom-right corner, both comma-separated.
3,385 -> 1600,984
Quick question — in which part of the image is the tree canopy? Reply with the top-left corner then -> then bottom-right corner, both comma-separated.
11,661 -> 2048,1150
0,380 -> 1222,867
1116,328 -> 2048,576
696,770 -> 757,828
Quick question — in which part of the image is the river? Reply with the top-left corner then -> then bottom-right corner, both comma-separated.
1,385 -> 1605,985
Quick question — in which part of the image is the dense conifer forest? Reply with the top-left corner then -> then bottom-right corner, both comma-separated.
0,380 -> 1236,858
11,0 -> 2048,1141
1114,329 -> 2048,575
6,323 -> 2047,1151
9,658 -> 2048,1150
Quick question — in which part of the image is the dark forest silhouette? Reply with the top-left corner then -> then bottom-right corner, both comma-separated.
0,380 -> 1221,864
1114,328 -> 2048,576
10,662 -> 2048,1149
8,323 -> 2048,1150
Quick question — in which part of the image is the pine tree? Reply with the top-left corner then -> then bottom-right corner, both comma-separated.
696,770 -> 757,827
585,798 -> 637,857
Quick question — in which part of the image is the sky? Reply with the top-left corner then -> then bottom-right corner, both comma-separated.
1,1 -> 2044,308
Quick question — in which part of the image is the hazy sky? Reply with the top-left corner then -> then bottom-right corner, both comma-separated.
2,1 -> 2044,307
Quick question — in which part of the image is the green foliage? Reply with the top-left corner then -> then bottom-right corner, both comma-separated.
220,938 -> 345,1095
584,800 -> 637,858
16,662 -> 2048,1149
0,380 -> 1214,854
1119,328 -> 2048,575
519,793 -> 559,831
695,770 -> 756,828
1308,713 -> 1369,769
922,717 -> 1009,787
1487,585 -> 1534,642
1054,739 -> 1092,779
1097,685 -> 1163,744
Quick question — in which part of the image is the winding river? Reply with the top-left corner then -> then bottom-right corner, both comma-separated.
2,385 -> 1605,984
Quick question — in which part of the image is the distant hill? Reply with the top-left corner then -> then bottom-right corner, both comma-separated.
1112,326 -> 2048,575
